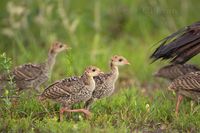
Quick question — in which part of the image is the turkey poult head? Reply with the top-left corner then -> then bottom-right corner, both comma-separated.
84,66 -> 102,77
111,55 -> 130,66
50,41 -> 71,54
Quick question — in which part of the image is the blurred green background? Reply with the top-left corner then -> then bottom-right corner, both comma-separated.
1,0 -> 200,132
1,0 -> 200,85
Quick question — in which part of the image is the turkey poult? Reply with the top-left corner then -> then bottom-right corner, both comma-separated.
168,71 -> 200,116
38,66 -> 102,121
154,64 -> 200,81
84,55 -> 130,110
0,42 -> 69,93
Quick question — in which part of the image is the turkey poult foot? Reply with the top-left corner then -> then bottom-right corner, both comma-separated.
60,108 -> 92,121
84,98 -> 95,110
175,94 -> 183,117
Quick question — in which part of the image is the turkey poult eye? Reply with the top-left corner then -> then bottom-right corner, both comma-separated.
92,69 -> 96,72
59,45 -> 63,48
119,59 -> 123,62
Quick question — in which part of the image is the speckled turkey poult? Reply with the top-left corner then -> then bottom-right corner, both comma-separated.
84,55 -> 130,110
38,66 -> 102,121
168,71 -> 200,115
0,42 -> 69,93
154,64 -> 200,81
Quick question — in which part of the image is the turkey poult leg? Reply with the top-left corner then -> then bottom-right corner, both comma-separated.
0,81 -> 7,95
59,107 -> 92,121
60,107 -> 66,122
84,98 -> 95,110
175,94 -> 183,117
34,85 -> 42,93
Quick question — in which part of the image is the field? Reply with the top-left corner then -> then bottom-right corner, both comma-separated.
0,0 -> 200,132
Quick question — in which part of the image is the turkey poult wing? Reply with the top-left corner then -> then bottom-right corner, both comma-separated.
150,21 -> 200,64
41,76 -> 83,99
94,73 -> 111,85
12,64 -> 43,81
170,71 -> 200,92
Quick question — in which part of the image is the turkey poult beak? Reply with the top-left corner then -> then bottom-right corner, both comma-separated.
100,71 -> 104,74
124,60 -> 130,65
63,44 -> 72,50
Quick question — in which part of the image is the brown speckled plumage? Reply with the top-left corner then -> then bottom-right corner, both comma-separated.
85,55 -> 130,110
40,75 -> 94,106
154,64 -> 200,81
169,71 -> 200,100
39,66 -> 102,121
0,42 -> 69,93
168,71 -> 200,115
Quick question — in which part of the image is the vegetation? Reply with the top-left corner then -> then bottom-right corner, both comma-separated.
0,0 -> 200,132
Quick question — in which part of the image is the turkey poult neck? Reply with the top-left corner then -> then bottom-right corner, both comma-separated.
110,62 -> 119,81
82,72 -> 95,86
45,50 -> 57,72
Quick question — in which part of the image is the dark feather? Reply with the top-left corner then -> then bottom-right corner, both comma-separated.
171,43 -> 200,63
150,21 -> 200,64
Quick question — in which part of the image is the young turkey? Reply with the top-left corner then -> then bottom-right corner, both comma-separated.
154,64 -> 200,81
84,55 -> 130,110
168,71 -> 200,116
38,66 -> 102,121
0,42 -> 70,94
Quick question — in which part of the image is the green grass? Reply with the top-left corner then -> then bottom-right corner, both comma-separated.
1,89 -> 200,132
0,0 -> 200,132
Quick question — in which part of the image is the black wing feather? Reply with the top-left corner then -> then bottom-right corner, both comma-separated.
150,21 -> 200,64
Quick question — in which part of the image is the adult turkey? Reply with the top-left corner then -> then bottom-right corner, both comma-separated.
150,21 -> 200,64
